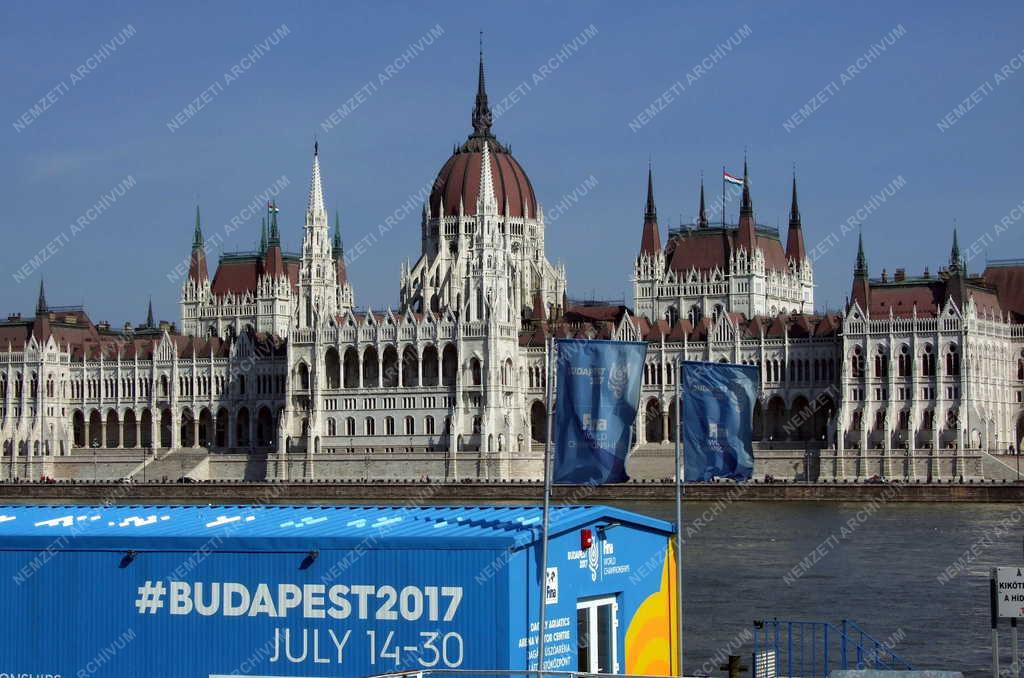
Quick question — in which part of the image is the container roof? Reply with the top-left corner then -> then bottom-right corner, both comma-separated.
0,504 -> 672,551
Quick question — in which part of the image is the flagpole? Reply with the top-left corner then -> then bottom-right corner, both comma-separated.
721,166 -> 726,227
538,336 -> 556,676
675,355 -> 685,676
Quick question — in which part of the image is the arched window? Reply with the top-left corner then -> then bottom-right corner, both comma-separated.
327,418 -> 337,436
851,346 -> 864,378
296,363 -> 310,390
665,305 -> 679,326
346,417 -> 356,436
921,344 -> 936,377
946,346 -> 960,376
874,348 -> 888,378
364,417 -> 375,436
897,345 -> 910,377
384,416 -> 395,436
425,416 -> 435,435
470,358 -> 482,386
688,305 -> 703,325
404,416 -> 414,435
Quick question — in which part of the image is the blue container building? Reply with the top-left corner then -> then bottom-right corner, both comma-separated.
0,504 -> 678,677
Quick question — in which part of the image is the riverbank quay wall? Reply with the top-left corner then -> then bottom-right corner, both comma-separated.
1,479 -> 1022,503
3,443 -> 984,483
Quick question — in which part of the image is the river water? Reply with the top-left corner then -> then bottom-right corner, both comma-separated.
610,500 -> 1023,677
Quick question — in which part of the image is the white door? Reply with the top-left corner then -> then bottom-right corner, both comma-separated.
576,595 -> 619,674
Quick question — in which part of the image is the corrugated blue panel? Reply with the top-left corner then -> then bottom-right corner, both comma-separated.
0,504 -> 672,551
0,505 -> 675,677
1,540 -> 511,677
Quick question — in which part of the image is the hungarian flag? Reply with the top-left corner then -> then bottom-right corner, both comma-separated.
723,171 -> 744,186
268,201 -> 280,213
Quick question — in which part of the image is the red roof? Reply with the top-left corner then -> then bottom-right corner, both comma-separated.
211,255 -> 300,297
983,263 -> 1024,319
667,227 -> 789,274
429,140 -> 537,219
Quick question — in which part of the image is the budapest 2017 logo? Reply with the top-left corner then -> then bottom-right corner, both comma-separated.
608,362 -> 630,400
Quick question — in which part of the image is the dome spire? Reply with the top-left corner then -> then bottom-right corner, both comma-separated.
477,140 -> 498,215
471,32 -> 493,138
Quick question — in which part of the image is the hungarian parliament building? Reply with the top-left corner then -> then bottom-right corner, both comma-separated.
3,54 -> 1023,482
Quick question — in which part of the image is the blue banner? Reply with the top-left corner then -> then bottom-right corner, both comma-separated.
553,339 -> 648,484
681,361 -> 760,482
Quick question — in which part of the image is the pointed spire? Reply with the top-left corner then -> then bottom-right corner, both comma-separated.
36,279 -> 47,314
335,210 -> 348,287
187,206 -> 209,284
192,205 -> 204,248
477,140 -> 498,215
307,141 -> 327,222
698,174 -> 708,229
851,228 -> 871,312
789,172 -> 801,226
737,155 -> 755,250
785,171 -> 806,262
639,164 -> 661,256
259,217 -> 268,253
333,210 -> 343,256
146,297 -> 154,328
740,156 -> 752,215
269,201 -> 280,246
471,32 -> 493,138
950,223 -> 962,271
644,162 -> 657,223
855,228 -> 867,275
32,278 -> 51,342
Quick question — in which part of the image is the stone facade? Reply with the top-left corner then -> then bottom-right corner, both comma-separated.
2,53 -> 1024,483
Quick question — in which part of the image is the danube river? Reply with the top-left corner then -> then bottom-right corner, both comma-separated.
616,500 -> 1021,677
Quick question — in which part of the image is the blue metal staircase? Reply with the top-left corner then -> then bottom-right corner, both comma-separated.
751,619 -> 914,678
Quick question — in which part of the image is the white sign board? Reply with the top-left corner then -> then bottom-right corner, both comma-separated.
996,567 -> 1024,618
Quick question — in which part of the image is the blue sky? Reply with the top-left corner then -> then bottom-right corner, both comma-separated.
2,1 -> 1023,324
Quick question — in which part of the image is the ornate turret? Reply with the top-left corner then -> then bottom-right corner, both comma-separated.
146,297 -> 155,328
785,172 -> 807,262
263,201 -> 284,278
471,37 -> 493,139
698,175 -> 708,229
334,210 -> 347,286
737,157 -> 756,251
32,279 -> 51,342
639,165 -> 661,256
188,206 -> 208,284
36,278 -> 47,314
851,229 -> 870,311
949,225 -> 963,272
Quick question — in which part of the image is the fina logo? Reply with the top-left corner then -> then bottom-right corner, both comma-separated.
608,361 -> 630,399
588,540 -> 600,582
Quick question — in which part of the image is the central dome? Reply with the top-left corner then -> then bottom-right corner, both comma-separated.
428,52 -> 537,219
